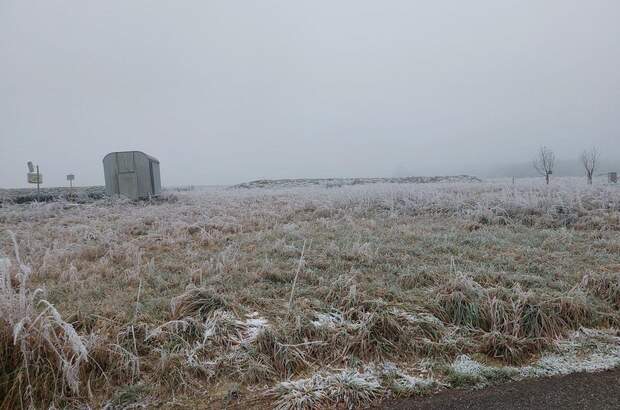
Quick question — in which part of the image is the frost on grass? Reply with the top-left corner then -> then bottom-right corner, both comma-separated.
311,310 -> 346,330
522,328 -> 620,377
448,328 -> 620,388
2,178 -> 620,407
146,296 -> 271,386
379,361 -> 439,397
239,312 -> 269,344
388,373 -> 437,397
1,232 -> 92,407
269,368 -> 382,410
268,363 -> 438,409
525,348 -> 620,377
447,355 -> 521,388
451,355 -> 486,377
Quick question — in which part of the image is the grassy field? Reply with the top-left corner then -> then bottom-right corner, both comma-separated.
1,178 -> 620,409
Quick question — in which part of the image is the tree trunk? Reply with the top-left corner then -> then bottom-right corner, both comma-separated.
545,173 -> 550,185
587,174 -> 593,185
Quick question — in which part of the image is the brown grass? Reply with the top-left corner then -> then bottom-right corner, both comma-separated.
1,180 -> 619,407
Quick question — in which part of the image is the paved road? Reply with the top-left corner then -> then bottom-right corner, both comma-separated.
381,369 -> 620,409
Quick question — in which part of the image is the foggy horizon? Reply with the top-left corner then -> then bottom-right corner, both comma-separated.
2,1 -> 619,188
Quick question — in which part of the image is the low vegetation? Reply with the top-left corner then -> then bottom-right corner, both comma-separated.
1,177 -> 619,408
233,175 -> 481,189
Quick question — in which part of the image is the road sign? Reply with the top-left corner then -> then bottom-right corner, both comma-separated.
67,174 -> 75,189
27,162 -> 42,198
28,173 -> 43,184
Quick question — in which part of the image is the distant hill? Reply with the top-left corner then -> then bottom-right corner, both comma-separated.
233,175 -> 482,189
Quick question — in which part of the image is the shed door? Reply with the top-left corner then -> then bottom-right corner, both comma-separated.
118,172 -> 138,199
116,152 -> 137,199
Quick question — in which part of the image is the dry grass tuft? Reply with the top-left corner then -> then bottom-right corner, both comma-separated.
434,274 -> 597,363
582,272 -> 620,309
435,273 -> 485,327
479,331 -> 539,365
255,328 -> 310,378
170,285 -> 228,320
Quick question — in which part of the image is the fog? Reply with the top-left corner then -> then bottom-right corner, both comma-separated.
1,1 -> 619,188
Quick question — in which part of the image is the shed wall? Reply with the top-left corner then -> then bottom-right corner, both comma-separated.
134,153 -> 152,197
152,162 -> 161,195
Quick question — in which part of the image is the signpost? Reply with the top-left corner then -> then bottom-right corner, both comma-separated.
597,172 -> 618,184
67,174 -> 75,188
27,162 -> 42,199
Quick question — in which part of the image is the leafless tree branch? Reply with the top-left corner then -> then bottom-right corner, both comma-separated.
533,146 -> 555,184
581,147 -> 599,185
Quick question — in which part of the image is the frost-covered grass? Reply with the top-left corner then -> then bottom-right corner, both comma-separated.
268,362 -> 439,410
0,178 -> 619,408
447,328 -> 620,388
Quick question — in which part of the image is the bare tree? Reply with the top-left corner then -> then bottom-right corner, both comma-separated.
533,146 -> 555,185
581,147 -> 599,185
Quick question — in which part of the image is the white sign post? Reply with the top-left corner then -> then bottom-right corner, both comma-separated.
27,162 -> 42,199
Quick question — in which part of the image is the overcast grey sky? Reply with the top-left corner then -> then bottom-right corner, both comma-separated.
1,1 -> 619,188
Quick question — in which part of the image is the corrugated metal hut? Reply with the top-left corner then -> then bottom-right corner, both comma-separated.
103,151 -> 161,199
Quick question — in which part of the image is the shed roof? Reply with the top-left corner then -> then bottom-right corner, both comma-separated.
103,151 -> 159,163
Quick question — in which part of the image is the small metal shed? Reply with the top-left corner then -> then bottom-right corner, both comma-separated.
103,151 -> 161,199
